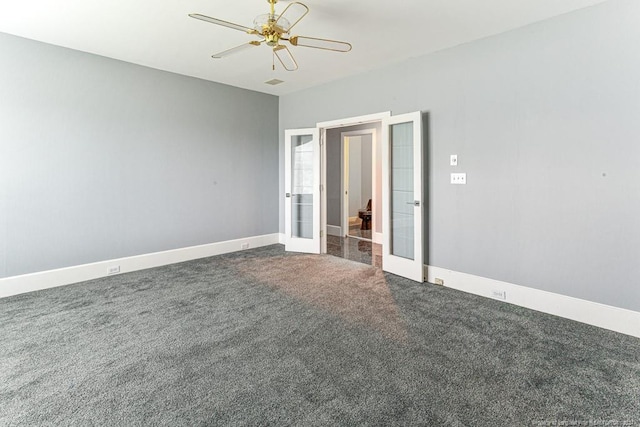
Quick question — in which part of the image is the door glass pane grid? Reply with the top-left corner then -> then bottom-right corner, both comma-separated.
292,135 -> 314,239
390,122 -> 414,260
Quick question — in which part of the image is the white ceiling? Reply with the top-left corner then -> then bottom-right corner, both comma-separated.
0,0 -> 607,96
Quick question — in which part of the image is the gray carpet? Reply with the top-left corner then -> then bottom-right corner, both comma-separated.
1,245 -> 639,426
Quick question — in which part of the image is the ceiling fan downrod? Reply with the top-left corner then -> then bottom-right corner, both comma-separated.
268,0 -> 278,23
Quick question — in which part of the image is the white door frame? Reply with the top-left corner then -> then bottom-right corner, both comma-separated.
317,112 -> 391,254
341,129 -> 377,242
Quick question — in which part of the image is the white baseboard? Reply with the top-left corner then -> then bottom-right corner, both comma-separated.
6,245 -> 636,339
426,265 -> 640,339
0,233 -> 281,299
327,225 -> 342,237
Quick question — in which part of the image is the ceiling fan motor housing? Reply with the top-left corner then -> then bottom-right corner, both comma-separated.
265,33 -> 279,46
254,13 -> 291,46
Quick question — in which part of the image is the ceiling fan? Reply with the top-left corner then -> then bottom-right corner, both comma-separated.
189,0 -> 352,71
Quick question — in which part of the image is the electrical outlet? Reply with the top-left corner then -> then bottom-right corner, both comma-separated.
491,290 -> 507,300
241,243 -> 250,250
434,278 -> 445,285
108,266 -> 120,275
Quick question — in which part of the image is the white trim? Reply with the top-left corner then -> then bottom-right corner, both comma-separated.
373,232 -> 383,245
317,111 -> 391,129
320,128 -> 327,254
0,233 -> 281,299
278,233 -> 286,245
327,225 -> 342,237
342,133 -> 350,237
426,265 -> 640,339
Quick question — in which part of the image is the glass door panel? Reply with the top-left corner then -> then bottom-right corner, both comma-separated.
390,122 -> 415,260
292,134 -> 314,239
285,128 -> 320,253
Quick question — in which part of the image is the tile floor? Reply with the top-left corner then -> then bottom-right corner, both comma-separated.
327,235 -> 382,267
346,218 -> 372,240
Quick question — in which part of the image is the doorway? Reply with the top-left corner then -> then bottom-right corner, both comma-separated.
284,110 -> 425,282
322,121 -> 383,267
343,130 -> 374,242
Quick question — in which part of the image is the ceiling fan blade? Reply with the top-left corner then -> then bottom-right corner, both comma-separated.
289,36 -> 352,52
212,41 -> 263,59
274,2 -> 309,32
189,13 -> 259,35
273,45 -> 298,71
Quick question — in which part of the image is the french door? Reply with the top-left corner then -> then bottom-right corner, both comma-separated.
284,127 -> 321,253
283,111 -> 423,282
381,111 -> 424,282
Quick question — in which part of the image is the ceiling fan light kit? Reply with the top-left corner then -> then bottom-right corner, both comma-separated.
189,0 -> 352,72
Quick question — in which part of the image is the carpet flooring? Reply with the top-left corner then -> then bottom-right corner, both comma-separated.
1,245 -> 639,426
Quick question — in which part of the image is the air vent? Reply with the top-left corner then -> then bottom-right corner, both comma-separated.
265,79 -> 284,86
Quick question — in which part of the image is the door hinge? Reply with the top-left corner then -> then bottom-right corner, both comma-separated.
320,230 -> 324,237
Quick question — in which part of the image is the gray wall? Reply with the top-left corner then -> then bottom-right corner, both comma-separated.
326,130 -> 341,227
280,0 -> 640,312
0,32 -> 279,278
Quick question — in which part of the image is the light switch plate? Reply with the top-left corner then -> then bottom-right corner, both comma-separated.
450,155 -> 458,166
451,173 -> 466,184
